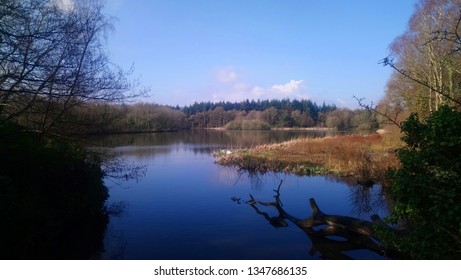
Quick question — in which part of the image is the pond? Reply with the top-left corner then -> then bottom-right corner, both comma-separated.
93,130 -> 391,260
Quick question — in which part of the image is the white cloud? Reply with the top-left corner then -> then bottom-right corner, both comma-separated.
271,79 -> 304,94
216,68 -> 238,83
195,67 -> 311,103
201,79 -> 310,104
251,86 -> 265,97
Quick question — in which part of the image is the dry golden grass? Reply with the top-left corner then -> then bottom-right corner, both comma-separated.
215,133 -> 402,184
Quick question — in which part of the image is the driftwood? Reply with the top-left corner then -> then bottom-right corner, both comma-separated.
242,180 -> 397,259
300,198 -> 383,239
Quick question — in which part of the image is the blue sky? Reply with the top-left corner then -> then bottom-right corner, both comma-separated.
104,0 -> 418,108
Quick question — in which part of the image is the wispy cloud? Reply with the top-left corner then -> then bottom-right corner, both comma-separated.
251,86 -> 265,98
216,68 -> 238,83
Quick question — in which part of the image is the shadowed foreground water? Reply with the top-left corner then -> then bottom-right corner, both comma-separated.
95,130 -> 390,260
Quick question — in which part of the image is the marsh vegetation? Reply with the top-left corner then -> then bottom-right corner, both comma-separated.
215,133 -> 400,186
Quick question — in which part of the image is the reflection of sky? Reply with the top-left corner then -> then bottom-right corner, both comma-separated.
102,132 -> 389,260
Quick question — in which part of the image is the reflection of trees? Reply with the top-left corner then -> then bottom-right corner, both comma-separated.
348,185 -> 389,217
239,181 -> 397,259
102,228 -> 127,260
102,202 -> 129,260
102,154 -> 147,183
323,175 -> 391,217
225,167 -> 277,191
106,201 -> 129,218
87,130 -> 340,154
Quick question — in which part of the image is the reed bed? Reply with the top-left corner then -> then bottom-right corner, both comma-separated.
214,133 -> 401,185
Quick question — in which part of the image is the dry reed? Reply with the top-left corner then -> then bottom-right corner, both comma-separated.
215,133 -> 401,185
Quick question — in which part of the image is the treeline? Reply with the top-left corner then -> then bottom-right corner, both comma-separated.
183,99 -> 378,130
184,99 -> 333,128
183,99 -> 333,116
7,98 -> 379,135
66,103 -> 190,134
65,99 -> 379,134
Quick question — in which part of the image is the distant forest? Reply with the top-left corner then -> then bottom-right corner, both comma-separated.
182,99 -> 378,130
65,98 -> 379,134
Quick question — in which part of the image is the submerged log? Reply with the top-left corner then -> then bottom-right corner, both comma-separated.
243,180 -> 399,259
298,198 -> 379,239
248,195 -> 384,240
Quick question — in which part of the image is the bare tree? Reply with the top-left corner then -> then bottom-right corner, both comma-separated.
0,0 -> 143,134
380,0 -> 461,118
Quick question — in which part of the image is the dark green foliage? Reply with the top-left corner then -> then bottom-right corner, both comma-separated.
182,98 -> 333,116
0,123 -> 109,259
383,106 -> 461,259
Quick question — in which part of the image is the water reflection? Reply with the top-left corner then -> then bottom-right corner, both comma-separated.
95,130 -> 392,259
87,129 -> 341,150
240,181 -> 388,259
348,185 -> 389,217
102,154 -> 147,184
103,228 -> 127,260
324,176 -> 391,218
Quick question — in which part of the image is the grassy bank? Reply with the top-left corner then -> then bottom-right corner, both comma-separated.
214,133 -> 401,185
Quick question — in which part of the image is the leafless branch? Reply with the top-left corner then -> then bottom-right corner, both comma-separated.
379,56 -> 461,107
0,0 -> 146,135
353,95 -> 401,128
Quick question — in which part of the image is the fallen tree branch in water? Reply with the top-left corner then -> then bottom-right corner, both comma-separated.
242,180 -> 400,259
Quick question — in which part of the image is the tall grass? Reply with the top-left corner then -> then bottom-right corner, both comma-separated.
215,133 -> 400,185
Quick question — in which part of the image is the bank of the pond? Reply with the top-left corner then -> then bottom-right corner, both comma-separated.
214,133 -> 401,185
0,123 -> 109,259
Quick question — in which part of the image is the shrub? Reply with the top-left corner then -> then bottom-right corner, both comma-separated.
225,119 -> 271,130
224,120 -> 242,130
0,123 -> 109,259
383,106 -> 461,259
242,120 -> 271,130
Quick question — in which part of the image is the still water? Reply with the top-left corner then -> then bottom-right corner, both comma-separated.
94,130 -> 389,260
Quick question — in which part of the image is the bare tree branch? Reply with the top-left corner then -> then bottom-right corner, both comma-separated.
353,95 -> 402,128
380,56 -> 461,107
0,0 -> 147,135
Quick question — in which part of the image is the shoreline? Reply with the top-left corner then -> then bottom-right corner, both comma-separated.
80,126 -> 333,135
201,126 -> 333,131
270,127 -> 332,131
